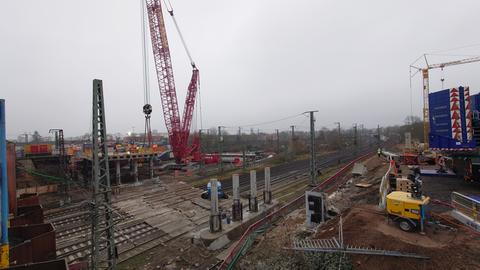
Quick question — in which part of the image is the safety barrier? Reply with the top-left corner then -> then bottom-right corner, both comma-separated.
219,152 -> 373,269
452,192 -> 479,223
378,159 -> 395,210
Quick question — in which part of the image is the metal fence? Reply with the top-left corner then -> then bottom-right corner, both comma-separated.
452,191 -> 479,222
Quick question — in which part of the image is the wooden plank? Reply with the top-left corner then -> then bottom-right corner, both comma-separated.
355,182 -> 372,188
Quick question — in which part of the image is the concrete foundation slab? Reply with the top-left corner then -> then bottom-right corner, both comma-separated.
352,162 -> 367,176
199,201 -> 277,247
208,235 -> 231,251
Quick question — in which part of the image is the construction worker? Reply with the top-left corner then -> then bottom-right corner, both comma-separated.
437,155 -> 446,173
465,158 -> 473,182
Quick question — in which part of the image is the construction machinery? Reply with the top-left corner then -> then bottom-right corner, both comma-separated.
410,55 -> 480,147
386,191 -> 430,232
145,0 -> 201,164
380,158 -> 430,232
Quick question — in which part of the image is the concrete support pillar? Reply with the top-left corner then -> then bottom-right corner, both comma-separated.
209,178 -> 222,233
263,167 -> 272,204
149,157 -> 154,179
231,174 -> 243,221
133,160 -> 138,183
115,161 -> 121,185
249,170 -> 258,212
232,174 -> 240,200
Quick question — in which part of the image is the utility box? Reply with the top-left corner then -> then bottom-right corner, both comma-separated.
305,191 -> 326,227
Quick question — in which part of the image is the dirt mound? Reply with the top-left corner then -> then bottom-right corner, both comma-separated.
316,206 -> 480,270
375,222 -> 445,248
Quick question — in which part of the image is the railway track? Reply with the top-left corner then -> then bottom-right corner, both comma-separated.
55,219 -> 167,264
254,148 -> 374,201
46,146 -> 376,266
47,205 -> 171,265
45,182 -> 211,265
215,147 -> 374,196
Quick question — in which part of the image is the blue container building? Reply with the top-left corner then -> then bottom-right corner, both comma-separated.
429,86 -> 478,150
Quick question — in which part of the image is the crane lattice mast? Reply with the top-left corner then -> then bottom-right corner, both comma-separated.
145,0 -> 200,163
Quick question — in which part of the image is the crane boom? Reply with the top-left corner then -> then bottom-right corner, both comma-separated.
181,68 -> 199,148
427,56 -> 480,70
145,0 -> 199,162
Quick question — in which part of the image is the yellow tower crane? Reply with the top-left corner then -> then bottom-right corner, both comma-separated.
410,55 -> 480,148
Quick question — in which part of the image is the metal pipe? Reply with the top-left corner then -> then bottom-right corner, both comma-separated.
0,99 -> 9,268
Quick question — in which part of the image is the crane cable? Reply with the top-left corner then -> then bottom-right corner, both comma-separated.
224,113 -> 305,129
141,0 -> 152,147
162,0 -> 202,132
141,0 -> 150,105
162,0 -> 196,67
409,67 -> 413,122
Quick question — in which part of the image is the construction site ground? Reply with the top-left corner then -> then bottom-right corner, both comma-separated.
237,156 -> 480,270
31,149 -> 361,270
116,163 -> 344,269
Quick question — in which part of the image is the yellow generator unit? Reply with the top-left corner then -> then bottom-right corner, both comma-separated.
386,191 -> 430,232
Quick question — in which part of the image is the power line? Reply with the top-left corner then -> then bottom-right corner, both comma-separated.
162,0 -> 195,67
428,43 -> 480,54
224,113 -> 304,129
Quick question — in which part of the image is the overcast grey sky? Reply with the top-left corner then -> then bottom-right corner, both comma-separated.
2,0 -> 480,139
